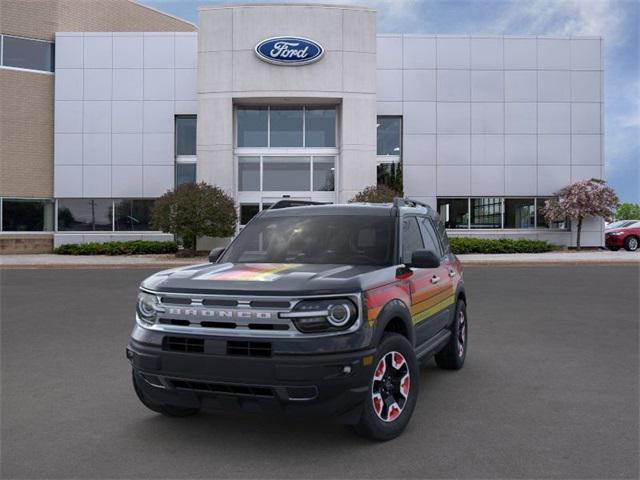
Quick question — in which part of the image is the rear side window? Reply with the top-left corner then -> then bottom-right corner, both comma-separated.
401,217 -> 424,264
419,217 -> 443,257
434,215 -> 451,254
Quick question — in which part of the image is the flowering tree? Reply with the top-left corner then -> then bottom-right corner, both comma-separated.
349,184 -> 402,203
543,178 -> 618,250
152,182 -> 237,256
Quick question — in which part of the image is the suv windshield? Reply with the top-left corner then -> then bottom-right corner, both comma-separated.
221,214 -> 396,266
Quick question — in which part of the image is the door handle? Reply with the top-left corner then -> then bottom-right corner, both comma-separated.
449,269 -> 457,278
431,275 -> 440,284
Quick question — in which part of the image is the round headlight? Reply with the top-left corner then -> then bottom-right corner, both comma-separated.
137,291 -> 158,324
327,302 -> 354,327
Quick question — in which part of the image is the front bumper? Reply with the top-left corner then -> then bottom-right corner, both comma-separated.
605,234 -> 625,248
128,335 -> 376,424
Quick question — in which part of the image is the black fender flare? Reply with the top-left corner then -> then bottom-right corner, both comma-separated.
370,299 -> 415,347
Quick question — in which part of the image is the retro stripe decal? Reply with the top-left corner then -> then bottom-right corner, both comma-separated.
198,263 -> 301,282
411,294 -> 455,324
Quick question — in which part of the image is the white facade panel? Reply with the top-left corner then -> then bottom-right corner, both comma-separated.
470,38 -> 503,69
83,35 -> 112,69
83,133 -> 111,165
436,37 -> 470,69
113,35 -> 143,68
402,36 -> 436,69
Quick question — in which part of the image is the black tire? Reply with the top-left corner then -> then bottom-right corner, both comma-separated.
624,236 -> 639,252
435,300 -> 467,370
353,333 -> 419,441
132,371 -> 200,417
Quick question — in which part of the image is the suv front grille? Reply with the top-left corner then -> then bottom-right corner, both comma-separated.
169,379 -> 274,397
227,341 -> 272,357
163,336 -> 204,353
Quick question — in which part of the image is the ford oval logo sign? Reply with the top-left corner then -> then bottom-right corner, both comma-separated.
255,37 -> 324,66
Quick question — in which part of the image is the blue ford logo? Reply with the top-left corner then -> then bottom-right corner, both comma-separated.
255,37 -> 324,66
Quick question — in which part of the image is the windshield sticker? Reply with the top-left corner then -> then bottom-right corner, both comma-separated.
198,264 -> 301,282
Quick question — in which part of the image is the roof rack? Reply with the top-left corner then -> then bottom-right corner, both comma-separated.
392,197 -> 431,209
268,199 -> 327,210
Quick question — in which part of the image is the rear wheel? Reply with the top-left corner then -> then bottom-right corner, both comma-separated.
435,300 -> 467,370
132,371 -> 200,417
353,333 -> 419,441
624,236 -> 638,252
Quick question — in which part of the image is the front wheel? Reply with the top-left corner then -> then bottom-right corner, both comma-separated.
435,299 -> 467,370
353,333 -> 419,441
624,236 -> 638,252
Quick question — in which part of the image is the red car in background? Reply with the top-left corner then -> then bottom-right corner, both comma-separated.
605,221 -> 640,251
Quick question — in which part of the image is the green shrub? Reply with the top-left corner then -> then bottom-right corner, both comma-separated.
54,240 -> 178,256
449,237 -> 555,254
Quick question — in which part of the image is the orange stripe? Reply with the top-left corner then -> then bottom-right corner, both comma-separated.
410,289 -> 454,316
411,283 -> 451,304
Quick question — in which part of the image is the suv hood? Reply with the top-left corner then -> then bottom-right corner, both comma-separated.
141,262 -> 389,296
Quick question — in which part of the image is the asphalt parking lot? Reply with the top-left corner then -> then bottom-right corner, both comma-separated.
1,266 -> 638,479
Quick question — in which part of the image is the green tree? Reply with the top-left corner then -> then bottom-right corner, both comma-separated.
616,202 -> 640,220
349,184 -> 402,203
152,182 -> 237,256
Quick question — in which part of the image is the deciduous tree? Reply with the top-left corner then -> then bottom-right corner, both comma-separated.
543,179 -> 618,250
152,182 -> 237,256
349,184 -> 402,203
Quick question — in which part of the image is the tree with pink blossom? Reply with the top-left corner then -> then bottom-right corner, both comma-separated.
543,178 -> 618,250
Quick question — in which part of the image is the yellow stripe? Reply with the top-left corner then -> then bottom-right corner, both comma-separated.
410,288 -> 454,316
412,295 -> 455,324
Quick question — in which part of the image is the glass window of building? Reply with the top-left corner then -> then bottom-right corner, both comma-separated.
237,107 -> 268,147
240,204 -> 260,225
175,115 -> 196,156
238,156 -> 260,191
270,107 -> 303,147
57,199 -> 111,231
377,117 -> 402,156
176,163 -> 196,186
2,199 -> 54,231
471,197 -> 502,229
536,197 -> 569,229
504,198 -> 535,228
437,198 -> 469,229
313,157 -> 335,191
305,108 -> 336,147
115,199 -> 155,231
263,156 -> 310,191
377,161 -> 403,193
1,35 -> 54,72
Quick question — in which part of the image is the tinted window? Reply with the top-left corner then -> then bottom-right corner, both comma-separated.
3,199 -> 54,231
402,216 -> 424,264
537,197 -> 569,229
313,157 -> 335,191
504,198 -> 534,228
419,217 -> 443,257
114,199 -> 154,231
240,204 -> 260,225
175,116 -> 196,155
221,215 -> 396,266
305,108 -> 336,147
377,117 -> 402,156
176,163 -> 196,186
57,199 -> 111,231
237,108 -> 268,147
471,197 -> 502,229
262,156 -> 310,191
238,156 -> 260,191
270,107 -> 303,147
2,35 -> 54,72
434,216 -> 451,254
437,198 -> 469,229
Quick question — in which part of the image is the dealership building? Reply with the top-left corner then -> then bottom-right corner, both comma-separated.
0,1 -> 605,252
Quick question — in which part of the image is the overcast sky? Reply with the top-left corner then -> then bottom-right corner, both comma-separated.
141,0 -> 639,203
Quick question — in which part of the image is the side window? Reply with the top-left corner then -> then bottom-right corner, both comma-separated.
402,217 -> 424,264
419,217 -> 443,257
434,216 -> 451,254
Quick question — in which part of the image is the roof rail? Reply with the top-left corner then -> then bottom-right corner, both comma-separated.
268,199 -> 327,210
392,197 -> 431,209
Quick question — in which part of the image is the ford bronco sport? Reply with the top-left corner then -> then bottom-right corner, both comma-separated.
127,198 -> 467,441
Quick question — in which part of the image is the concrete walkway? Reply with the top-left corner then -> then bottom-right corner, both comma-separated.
1,250 -> 638,268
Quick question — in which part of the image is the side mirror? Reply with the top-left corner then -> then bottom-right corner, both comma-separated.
208,247 -> 225,263
409,249 -> 440,269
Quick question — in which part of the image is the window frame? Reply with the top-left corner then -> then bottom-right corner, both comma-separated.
0,197 -> 54,232
0,34 -> 55,75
